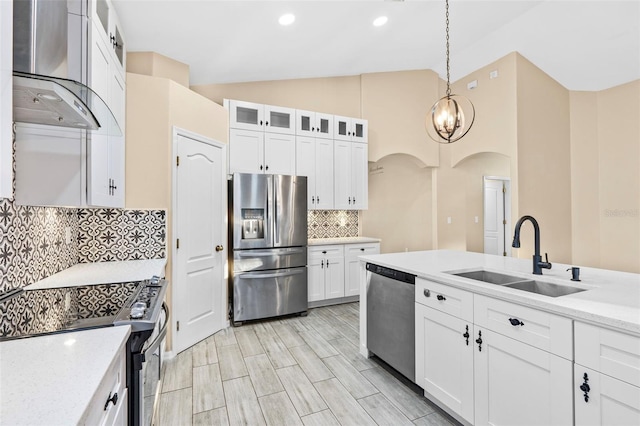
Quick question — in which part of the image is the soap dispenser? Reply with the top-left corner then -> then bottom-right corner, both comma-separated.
567,267 -> 581,282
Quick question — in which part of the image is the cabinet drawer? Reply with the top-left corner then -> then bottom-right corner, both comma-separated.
308,245 -> 344,259
83,350 -> 127,425
416,279 -> 473,322
474,294 -> 572,359
345,243 -> 379,258
575,322 -> 640,387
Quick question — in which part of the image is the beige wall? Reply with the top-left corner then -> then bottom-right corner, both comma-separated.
435,149 -> 511,252
515,54 -> 572,264
570,91 -> 601,268
570,81 -> 640,273
127,52 -> 191,88
187,53 -> 639,272
361,154 -> 433,253
125,72 -> 228,349
361,70 -> 440,167
192,76 -> 362,117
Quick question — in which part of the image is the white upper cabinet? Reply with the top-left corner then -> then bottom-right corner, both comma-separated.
334,115 -> 368,143
0,0 -> 13,198
227,100 -> 295,135
229,129 -> 295,175
89,0 -> 126,76
296,136 -> 334,210
296,110 -> 333,139
334,141 -> 368,210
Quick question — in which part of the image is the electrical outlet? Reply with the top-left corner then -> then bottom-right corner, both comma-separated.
475,216 -> 479,223
467,80 -> 478,90
65,227 -> 72,244
447,217 -> 452,224
490,70 -> 499,79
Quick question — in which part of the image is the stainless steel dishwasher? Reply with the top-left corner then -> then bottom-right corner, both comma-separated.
366,262 -> 417,382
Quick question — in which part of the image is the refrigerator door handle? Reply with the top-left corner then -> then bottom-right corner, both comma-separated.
239,268 -> 305,279
237,248 -> 305,257
273,177 -> 279,245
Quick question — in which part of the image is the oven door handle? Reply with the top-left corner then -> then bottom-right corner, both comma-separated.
143,302 -> 169,358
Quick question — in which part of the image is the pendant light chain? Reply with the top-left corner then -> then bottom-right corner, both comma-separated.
445,0 -> 451,98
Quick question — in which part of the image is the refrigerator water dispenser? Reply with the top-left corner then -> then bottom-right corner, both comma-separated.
241,209 -> 264,240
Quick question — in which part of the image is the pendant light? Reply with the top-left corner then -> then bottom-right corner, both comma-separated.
427,0 -> 475,144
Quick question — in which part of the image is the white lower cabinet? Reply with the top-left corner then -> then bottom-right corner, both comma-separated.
574,322 -> 640,426
474,328 -> 573,426
308,242 -> 379,303
344,243 -> 380,297
416,303 -> 474,423
83,348 -> 127,425
308,245 -> 344,302
415,280 -> 573,425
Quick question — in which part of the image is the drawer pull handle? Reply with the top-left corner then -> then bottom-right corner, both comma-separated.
508,318 -> 524,326
476,331 -> 483,351
580,373 -> 590,403
437,294 -> 446,301
463,325 -> 470,345
104,392 -> 118,411
424,289 -> 430,298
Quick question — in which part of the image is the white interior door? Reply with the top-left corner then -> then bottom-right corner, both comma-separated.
173,129 -> 226,354
484,178 -> 511,256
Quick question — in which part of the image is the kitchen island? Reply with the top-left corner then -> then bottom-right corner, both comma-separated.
358,249 -> 640,426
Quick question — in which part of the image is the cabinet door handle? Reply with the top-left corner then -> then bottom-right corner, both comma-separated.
265,165 -> 269,171
509,318 -> 524,326
321,260 -> 324,268
463,325 -> 470,345
104,392 -> 118,411
311,196 -> 315,204
260,120 -> 263,125
353,196 -> 356,204
312,127 -> 315,131
360,248 -> 365,251
423,289 -> 430,298
326,260 -> 329,267
580,373 -> 590,402
476,330 -> 483,351
437,294 -> 446,301
266,121 -> 269,126
348,197 -> 351,204
317,196 -> 320,203
260,165 -> 263,171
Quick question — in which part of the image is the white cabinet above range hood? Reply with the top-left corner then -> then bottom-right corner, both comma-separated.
12,0 -> 121,136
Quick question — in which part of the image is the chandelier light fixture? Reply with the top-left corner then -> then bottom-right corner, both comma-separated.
427,0 -> 475,144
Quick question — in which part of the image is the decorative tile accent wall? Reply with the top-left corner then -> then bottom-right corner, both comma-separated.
0,198 -> 78,295
308,210 -> 359,239
77,209 -> 166,263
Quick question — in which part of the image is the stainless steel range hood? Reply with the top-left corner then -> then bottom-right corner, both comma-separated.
12,0 -> 121,136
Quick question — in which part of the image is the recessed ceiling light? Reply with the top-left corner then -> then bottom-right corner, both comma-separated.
279,13 -> 295,26
373,16 -> 388,27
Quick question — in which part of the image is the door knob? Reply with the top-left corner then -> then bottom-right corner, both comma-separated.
215,245 -> 224,252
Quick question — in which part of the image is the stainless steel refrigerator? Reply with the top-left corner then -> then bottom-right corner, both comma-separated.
228,173 -> 308,325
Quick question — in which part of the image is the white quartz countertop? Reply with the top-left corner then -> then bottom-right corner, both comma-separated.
0,326 -> 131,425
25,259 -> 167,290
360,250 -> 640,335
309,237 -> 381,246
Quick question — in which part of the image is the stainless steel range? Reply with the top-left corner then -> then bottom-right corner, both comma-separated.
0,276 -> 169,426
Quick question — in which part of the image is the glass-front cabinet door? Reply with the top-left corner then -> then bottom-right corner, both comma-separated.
334,115 -> 351,141
315,112 -> 334,139
296,110 -> 333,139
227,100 -> 265,132
264,104 -> 295,135
351,118 -> 368,143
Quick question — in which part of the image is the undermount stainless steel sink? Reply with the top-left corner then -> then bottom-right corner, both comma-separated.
450,268 -> 587,298
503,280 -> 586,297
451,270 -> 524,285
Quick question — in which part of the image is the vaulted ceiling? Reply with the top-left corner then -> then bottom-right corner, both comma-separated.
112,0 -> 640,91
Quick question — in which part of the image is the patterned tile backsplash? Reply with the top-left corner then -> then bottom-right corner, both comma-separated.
0,196 -> 166,295
308,210 -> 359,239
0,198 -> 78,295
78,209 -> 166,263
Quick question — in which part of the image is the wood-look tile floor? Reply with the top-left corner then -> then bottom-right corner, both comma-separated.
157,302 -> 457,426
